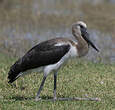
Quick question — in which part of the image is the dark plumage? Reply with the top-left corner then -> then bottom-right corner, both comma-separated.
8,39 -> 70,83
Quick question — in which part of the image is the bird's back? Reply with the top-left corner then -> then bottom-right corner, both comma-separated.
8,38 -> 70,83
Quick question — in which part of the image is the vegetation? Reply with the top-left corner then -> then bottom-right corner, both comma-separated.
0,1 -> 115,57
0,1 -> 115,109
0,53 -> 115,110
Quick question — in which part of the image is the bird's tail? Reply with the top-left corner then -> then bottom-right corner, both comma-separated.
8,60 -> 22,83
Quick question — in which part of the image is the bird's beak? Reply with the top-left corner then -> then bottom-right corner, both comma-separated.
81,28 -> 99,52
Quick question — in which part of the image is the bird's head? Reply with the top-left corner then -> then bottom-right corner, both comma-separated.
72,21 -> 99,52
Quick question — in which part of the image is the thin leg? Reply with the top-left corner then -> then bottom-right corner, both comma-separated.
35,76 -> 46,101
54,72 -> 57,100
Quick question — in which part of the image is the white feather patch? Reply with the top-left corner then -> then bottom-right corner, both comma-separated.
54,43 -> 67,46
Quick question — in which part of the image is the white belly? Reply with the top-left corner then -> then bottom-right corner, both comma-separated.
17,66 -> 44,78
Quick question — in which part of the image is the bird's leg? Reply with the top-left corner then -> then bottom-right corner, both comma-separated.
35,76 -> 46,101
53,72 -> 57,101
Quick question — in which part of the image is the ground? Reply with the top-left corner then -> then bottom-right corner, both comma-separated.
0,53 -> 115,110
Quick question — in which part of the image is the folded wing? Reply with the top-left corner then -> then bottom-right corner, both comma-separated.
8,39 -> 70,83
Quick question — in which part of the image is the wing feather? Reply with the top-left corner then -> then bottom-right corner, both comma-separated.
8,38 -> 70,83
20,44 -> 70,72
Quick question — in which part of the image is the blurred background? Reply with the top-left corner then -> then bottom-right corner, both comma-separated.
0,0 -> 115,63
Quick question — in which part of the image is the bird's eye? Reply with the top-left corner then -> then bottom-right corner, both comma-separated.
80,25 -> 84,29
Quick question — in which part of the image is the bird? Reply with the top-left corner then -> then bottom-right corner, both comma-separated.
8,21 -> 99,101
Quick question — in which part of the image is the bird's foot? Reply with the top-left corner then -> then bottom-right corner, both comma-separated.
35,97 -> 41,101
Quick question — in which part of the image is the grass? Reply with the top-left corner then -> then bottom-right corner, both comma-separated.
0,53 -> 115,110
0,1 -> 114,109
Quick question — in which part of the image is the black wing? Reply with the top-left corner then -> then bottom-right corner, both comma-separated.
8,39 -> 70,83
20,43 -> 70,71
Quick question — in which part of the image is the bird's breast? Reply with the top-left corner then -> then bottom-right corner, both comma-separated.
69,45 -> 78,57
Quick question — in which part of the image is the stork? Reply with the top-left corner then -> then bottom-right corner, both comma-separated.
8,21 -> 99,101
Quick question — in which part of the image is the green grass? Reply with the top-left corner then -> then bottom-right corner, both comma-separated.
0,53 -> 115,110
